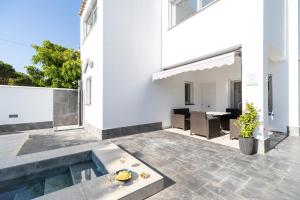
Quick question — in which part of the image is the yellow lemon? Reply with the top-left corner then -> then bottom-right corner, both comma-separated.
116,171 -> 132,181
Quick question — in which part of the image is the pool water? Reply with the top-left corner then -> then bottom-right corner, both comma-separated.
0,161 -> 105,200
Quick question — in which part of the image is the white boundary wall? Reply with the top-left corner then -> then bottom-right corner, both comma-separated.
0,85 -> 53,125
0,85 -> 77,126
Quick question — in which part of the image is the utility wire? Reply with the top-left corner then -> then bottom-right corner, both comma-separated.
0,37 -> 32,48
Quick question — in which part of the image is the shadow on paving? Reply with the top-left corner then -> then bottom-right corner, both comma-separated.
17,130 -> 99,155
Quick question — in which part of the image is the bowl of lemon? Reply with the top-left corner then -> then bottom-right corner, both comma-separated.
114,169 -> 133,182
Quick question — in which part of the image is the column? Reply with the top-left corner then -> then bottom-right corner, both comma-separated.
242,0 -> 269,154
288,0 -> 299,136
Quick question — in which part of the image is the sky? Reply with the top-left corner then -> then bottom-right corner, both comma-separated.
0,0 -> 81,73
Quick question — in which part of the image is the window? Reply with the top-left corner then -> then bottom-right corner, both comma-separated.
268,75 -> 273,115
202,0 -> 215,7
169,0 -> 217,27
84,3 -> 97,38
230,81 -> 242,109
86,77 -> 92,105
185,82 -> 194,105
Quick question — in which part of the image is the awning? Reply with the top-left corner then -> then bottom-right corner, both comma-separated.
152,51 -> 236,81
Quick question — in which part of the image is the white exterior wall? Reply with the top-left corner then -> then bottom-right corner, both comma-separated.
80,0 -> 299,135
287,0 -> 299,134
268,61 -> 289,132
0,86 -> 53,125
80,0 -> 103,130
102,0 -> 163,129
265,0 -> 289,133
162,0 -> 244,68
162,0 -> 269,138
162,0 -> 298,135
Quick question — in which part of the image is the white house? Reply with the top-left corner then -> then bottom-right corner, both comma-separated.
79,0 -> 299,153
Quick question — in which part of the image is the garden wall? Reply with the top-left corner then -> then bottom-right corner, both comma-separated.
0,85 -> 78,133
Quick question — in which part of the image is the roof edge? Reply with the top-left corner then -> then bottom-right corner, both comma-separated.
79,0 -> 87,16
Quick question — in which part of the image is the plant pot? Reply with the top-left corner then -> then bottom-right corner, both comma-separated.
239,137 -> 254,155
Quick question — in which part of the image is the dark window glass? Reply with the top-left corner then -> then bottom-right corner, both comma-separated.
185,83 -> 193,105
268,75 -> 273,115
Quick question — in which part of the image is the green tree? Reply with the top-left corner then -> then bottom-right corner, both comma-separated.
8,72 -> 36,86
26,40 -> 81,89
0,60 -> 16,85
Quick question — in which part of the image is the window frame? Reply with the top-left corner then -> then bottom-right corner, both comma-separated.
185,82 -> 194,105
85,77 -> 92,106
83,2 -> 97,39
169,0 -> 218,29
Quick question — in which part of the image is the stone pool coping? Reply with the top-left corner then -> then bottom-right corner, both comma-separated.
0,142 -> 164,200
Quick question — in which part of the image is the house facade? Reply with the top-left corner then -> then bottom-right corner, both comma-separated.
80,0 -> 299,153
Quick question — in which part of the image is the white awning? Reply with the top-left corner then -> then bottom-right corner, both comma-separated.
152,52 -> 236,81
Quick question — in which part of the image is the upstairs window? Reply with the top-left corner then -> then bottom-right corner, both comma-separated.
169,0 -> 216,28
84,3 -> 97,38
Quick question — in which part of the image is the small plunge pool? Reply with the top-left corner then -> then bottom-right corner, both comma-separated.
0,155 -> 107,200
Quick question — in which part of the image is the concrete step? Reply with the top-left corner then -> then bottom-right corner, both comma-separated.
69,161 -> 101,184
0,133 -> 28,160
44,172 -> 73,195
13,188 -> 31,200
13,182 -> 44,200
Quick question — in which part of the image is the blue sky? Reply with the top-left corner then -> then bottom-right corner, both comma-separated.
0,0 -> 81,72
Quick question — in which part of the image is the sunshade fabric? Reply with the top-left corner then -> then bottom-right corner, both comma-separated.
152,52 -> 236,81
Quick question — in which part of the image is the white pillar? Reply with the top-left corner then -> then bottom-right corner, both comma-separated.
288,0 -> 299,136
242,0 -> 269,153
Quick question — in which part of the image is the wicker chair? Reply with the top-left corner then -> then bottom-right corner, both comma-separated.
171,108 -> 190,130
230,119 -> 240,139
190,112 -> 221,139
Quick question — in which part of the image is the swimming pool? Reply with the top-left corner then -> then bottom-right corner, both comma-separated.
0,152 -> 107,200
0,142 -> 164,200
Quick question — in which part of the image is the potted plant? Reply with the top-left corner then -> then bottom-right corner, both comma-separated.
234,103 -> 260,155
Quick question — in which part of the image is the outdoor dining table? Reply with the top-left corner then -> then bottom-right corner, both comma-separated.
206,111 -> 231,130
206,112 -> 231,116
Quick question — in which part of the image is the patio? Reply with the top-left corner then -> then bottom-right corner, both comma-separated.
9,129 -> 300,199
110,131 -> 300,200
166,127 -> 287,150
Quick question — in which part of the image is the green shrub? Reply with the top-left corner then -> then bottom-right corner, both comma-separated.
234,103 -> 260,138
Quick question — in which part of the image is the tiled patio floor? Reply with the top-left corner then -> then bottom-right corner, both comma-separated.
110,131 -> 300,200
15,129 -> 300,199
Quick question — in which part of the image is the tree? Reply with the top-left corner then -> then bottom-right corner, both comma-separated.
0,61 -> 16,85
8,72 -> 36,86
25,40 -> 81,89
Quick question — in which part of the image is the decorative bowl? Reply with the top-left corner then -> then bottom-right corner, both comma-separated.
114,169 -> 133,182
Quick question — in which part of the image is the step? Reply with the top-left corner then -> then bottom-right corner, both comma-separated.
13,182 -> 44,200
44,173 -> 73,195
0,133 -> 28,160
69,161 -> 101,184
13,188 -> 31,200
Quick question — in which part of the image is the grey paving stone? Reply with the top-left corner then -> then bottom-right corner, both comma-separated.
111,131 -> 300,200
196,187 -> 225,200
12,129 -> 300,199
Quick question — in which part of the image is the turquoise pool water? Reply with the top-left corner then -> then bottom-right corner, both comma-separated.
0,161 -> 105,200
